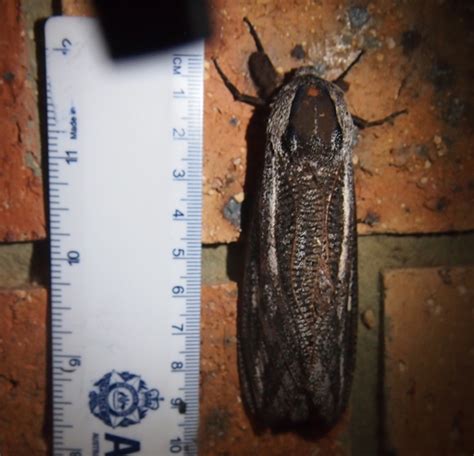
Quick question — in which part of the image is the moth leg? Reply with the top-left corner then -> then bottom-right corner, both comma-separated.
333,50 -> 365,92
352,109 -> 408,129
212,58 -> 266,107
244,17 -> 265,53
243,17 -> 280,100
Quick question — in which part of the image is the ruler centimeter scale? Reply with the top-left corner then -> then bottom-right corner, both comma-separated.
45,18 -> 203,456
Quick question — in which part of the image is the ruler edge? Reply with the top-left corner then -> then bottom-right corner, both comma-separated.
45,17 -> 204,456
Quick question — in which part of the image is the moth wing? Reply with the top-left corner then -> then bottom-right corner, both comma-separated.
239,160 -> 322,425
239,157 -> 357,426
238,162 -> 311,425
303,159 -> 358,422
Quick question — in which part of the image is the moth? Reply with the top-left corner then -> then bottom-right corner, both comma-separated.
213,18 -> 406,428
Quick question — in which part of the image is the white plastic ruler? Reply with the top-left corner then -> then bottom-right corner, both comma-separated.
45,17 -> 203,456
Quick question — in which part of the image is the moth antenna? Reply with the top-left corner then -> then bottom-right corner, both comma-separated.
334,50 -> 365,83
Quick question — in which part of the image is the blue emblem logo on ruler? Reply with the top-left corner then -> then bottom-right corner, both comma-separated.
89,370 -> 163,428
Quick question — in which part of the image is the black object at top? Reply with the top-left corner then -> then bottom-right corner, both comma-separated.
94,0 -> 210,59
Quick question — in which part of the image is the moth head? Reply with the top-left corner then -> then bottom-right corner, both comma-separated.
281,80 -> 344,166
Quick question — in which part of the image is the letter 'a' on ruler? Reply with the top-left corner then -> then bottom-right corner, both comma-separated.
45,18 -> 203,456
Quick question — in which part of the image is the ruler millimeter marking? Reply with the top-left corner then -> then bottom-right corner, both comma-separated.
45,18 -> 203,456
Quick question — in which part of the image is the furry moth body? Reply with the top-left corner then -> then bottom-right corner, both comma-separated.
214,18 -> 405,429
239,70 -> 358,428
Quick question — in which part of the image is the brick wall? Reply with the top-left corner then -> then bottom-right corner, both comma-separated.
1,0 -> 473,455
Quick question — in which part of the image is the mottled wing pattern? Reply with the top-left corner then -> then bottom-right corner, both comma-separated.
238,74 -> 358,428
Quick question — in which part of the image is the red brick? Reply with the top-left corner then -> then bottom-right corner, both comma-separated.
0,287 -> 47,456
383,267 -> 474,455
0,282 -> 350,455
54,1 -> 474,242
0,1 -> 46,241
61,0 -> 95,16
203,0 -> 474,242
200,283 -> 350,455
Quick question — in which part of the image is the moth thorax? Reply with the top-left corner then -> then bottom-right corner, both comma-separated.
282,83 -> 343,164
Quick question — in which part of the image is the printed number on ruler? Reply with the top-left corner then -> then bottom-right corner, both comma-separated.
46,17 -> 203,456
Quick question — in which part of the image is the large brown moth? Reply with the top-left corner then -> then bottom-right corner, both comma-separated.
213,18 -> 406,429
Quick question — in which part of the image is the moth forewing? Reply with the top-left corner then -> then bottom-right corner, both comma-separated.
212,16 -> 371,429
235,69 -> 358,428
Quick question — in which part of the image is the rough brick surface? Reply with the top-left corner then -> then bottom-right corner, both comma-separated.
61,0 -> 94,16
383,267 -> 474,455
55,0 -> 474,242
0,282 -> 350,456
204,0 -> 474,242
0,0 -> 46,241
0,287 -> 48,456
200,283 -> 350,455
